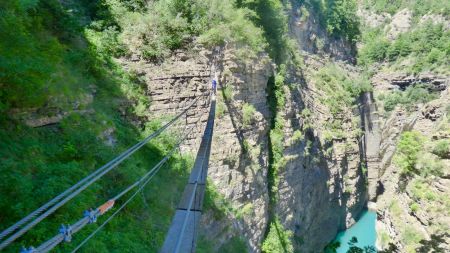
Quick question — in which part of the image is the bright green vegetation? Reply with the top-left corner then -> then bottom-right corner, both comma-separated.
291,130 -> 304,144
199,183 -> 252,252
242,103 -> 257,126
0,0 -> 93,109
267,65 -> 287,201
222,84 -> 234,101
394,131 -> 445,178
216,100 -> 226,119
358,0 -> 450,75
402,225 -> 424,252
313,63 -> 371,139
394,131 -> 424,176
99,0 -> 267,61
358,23 -> 450,74
391,130 -> 449,251
314,64 -> 371,117
264,66 -> 293,253
0,1 -> 203,252
307,0 -> 360,43
432,139 -> 450,159
262,217 -> 294,253
361,0 -> 450,16
260,1 -> 362,250
0,0 -> 272,251
378,85 -> 439,112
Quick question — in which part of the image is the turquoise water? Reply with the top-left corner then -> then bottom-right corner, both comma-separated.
335,210 -> 377,253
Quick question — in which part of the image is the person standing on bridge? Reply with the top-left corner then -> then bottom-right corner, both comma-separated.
212,74 -> 217,95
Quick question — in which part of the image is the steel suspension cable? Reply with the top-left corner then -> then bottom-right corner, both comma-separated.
33,125 -> 197,253
0,95 -> 204,250
70,161 -> 167,253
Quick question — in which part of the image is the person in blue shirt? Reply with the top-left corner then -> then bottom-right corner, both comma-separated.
212,76 -> 217,95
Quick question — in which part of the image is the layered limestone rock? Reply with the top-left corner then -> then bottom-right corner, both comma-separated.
288,0 -> 355,62
385,9 -> 412,40
117,47 -> 213,150
9,89 -> 96,128
372,74 -> 450,251
119,45 -> 273,252
202,47 -> 273,252
274,55 -> 367,252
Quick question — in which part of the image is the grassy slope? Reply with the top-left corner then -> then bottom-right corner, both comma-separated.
0,1 -> 194,252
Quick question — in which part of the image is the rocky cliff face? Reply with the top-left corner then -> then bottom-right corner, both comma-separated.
123,3 -> 369,252
10,2 -> 372,252
274,55 -> 367,252
372,74 -> 450,252
356,4 -> 450,251
118,44 -> 273,252
289,0 -> 355,62
201,47 -> 273,252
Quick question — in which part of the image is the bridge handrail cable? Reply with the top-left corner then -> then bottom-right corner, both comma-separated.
29,124 -> 198,253
0,95 -> 205,251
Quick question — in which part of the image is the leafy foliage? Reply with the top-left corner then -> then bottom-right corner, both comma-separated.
362,0 -> 450,16
358,22 -> 450,74
380,85 -> 438,112
218,236 -> 249,253
242,103 -> 256,126
236,0 -> 290,63
432,139 -> 450,159
0,1 -> 201,252
394,131 -> 424,176
314,64 -> 371,117
262,218 -> 294,253
308,0 -> 361,43
0,0 -> 79,109
267,65 -> 287,201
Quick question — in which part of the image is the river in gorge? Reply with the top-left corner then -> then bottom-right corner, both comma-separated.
335,210 -> 377,252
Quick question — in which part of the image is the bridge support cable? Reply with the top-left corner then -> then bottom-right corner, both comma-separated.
161,96 -> 216,253
26,124 -> 198,253
0,96 -> 205,251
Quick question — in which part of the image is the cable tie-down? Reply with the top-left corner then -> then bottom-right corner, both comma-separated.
83,209 -> 98,224
59,224 -> 73,242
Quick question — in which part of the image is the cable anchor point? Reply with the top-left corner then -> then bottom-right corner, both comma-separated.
20,247 -> 35,253
84,208 -> 98,224
59,224 -> 73,242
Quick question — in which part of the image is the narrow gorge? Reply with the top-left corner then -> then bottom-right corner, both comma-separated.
0,0 -> 448,253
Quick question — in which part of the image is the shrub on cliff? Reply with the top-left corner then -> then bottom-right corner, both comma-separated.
358,21 -> 449,74
394,131 -> 424,176
308,0 -> 361,43
432,139 -> 450,159
262,218 -> 294,253
381,85 -> 438,112
242,103 -> 256,126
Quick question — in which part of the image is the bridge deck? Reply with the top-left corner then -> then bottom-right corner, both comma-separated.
160,97 -> 215,253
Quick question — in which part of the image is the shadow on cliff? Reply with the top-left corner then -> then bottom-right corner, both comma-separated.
217,76 -> 269,178
275,83 -> 366,251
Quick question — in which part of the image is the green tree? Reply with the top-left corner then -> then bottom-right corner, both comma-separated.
262,218 -> 294,253
394,131 -> 424,175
